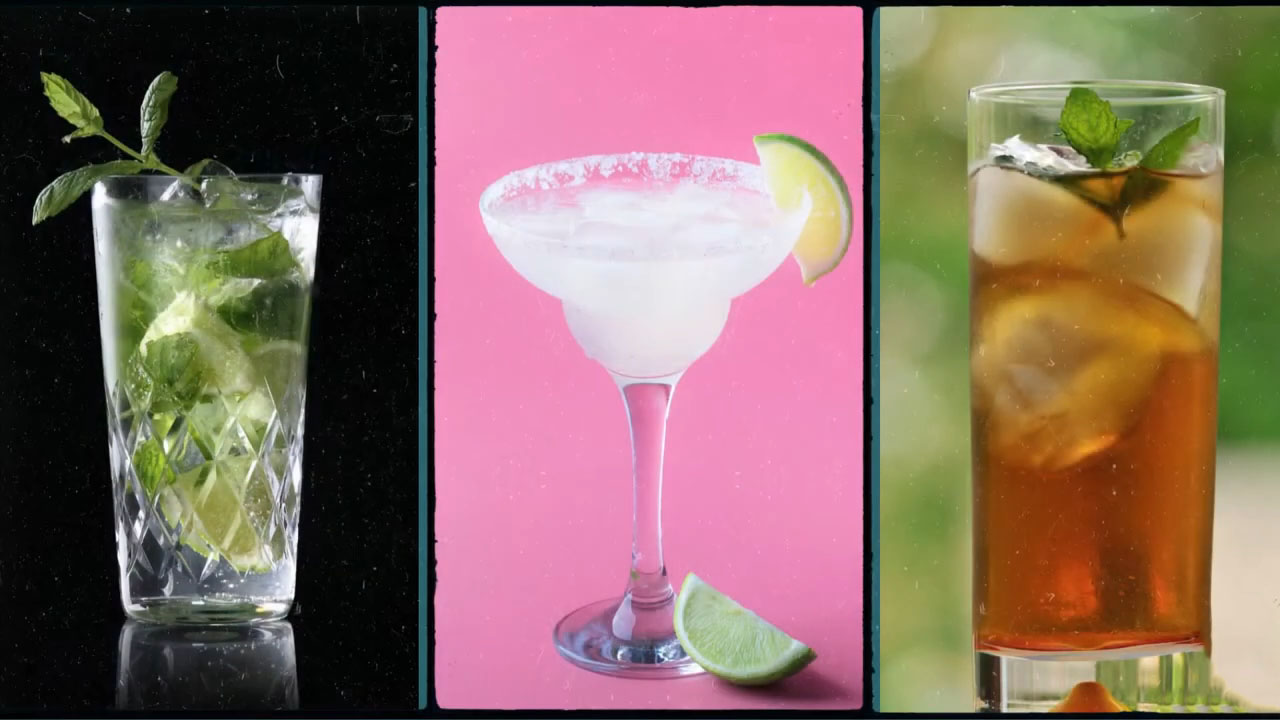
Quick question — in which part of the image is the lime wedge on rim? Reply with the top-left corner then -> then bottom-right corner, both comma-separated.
673,573 -> 817,685
754,133 -> 853,284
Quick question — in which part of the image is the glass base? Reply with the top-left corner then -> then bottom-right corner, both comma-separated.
553,597 -> 704,678
125,597 -> 291,625
976,646 -> 1250,712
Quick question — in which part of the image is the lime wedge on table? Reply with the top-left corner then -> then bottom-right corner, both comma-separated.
754,133 -> 853,284
673,573 -> 817,685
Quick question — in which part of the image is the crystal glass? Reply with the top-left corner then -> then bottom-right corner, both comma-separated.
93,173 -> 321,624
967,81 -> 1225,711
479,153 -> 810,677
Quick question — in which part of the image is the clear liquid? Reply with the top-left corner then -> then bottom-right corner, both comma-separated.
486,181 -> 809,377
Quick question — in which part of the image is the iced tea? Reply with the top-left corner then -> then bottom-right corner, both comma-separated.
970,154 -> 1222,655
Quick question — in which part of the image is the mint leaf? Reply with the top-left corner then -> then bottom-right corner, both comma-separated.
215,232 -> 297,279
143,333 -> 206,413
31,160 -> 145,225
132,438 -> 175,498
216,277 -> 307,339
1059,87 -> 1134,169
140,71 -> 179,157
40,72 -> 103,135
1140,117 -> 1201,171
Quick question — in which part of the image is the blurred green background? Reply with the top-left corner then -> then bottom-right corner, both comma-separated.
879,6 -> 1280,711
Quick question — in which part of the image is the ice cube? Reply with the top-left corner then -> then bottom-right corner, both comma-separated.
195,159 -> 237,177
972,272 -> 1206,471
1091,175 -> 1221,318
970,165 -> 1118,267
1176,141 -> 1222,176
202,176 -> 305,213
158,178 -> 201,205
989,135 -> 1093,176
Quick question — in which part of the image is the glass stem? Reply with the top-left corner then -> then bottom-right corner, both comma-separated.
614,372 -> 681,611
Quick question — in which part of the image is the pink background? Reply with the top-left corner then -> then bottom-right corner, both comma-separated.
433,6 -> 863,710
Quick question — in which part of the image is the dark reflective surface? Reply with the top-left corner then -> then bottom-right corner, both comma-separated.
116,622 -> 299,710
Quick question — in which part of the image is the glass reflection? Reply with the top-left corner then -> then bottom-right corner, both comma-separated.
115,620 -> 298,710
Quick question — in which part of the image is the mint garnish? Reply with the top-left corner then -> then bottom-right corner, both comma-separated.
1059,87 -> 1135,170
1140,117 -> 1201,171
32,160 -> 144,224
1058,88 -> 1204,173
32,71 -> 223,225
139,72 -> 179,158
1047,88 -> 1210,235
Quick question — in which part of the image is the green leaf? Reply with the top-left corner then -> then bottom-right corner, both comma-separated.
61,125 -> 99,144
132,438 -> 175,498
31,160 -> 145,225
1140,117 -> 1201,171
216,277 -> 308,339
40,72 -> 103,132
142,333 -> 206,413
1058,87 -> 1134,170
140,71 -> 179,157
214,231 -> 297,279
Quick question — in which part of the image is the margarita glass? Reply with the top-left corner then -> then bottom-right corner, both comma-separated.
479,153 -> 811,677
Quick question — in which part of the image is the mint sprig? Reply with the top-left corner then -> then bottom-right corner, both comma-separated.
1059,88 -> 1135,170
1052,87 -> 1210,235
1140,117 -> 1201,171
1058,87 -> 1204,173
33,71 -> 221,225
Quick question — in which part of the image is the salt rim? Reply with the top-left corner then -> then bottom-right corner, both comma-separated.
481,152 -> 767,201
478,153 -> 785,260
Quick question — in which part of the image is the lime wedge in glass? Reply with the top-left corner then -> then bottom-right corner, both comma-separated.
251,340 -> 305,401
141,291 -> 257,396
673,572 -> 816,685
160,455 -> 284,573
754,133 -> 853,284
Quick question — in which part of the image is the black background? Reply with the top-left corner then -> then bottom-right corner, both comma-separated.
0,6 -> 418,712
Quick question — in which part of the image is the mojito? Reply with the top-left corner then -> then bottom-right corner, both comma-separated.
968,82 -> 1224,710
94,174 -> 321,623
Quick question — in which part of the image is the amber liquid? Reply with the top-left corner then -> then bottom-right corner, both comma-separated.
970,166 -> 1221,656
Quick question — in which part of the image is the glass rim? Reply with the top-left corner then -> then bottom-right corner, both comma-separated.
479,152 -> 762,206
94,172 -> 323,182
478,152 -> 771,249
969,80 -> 1224,105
